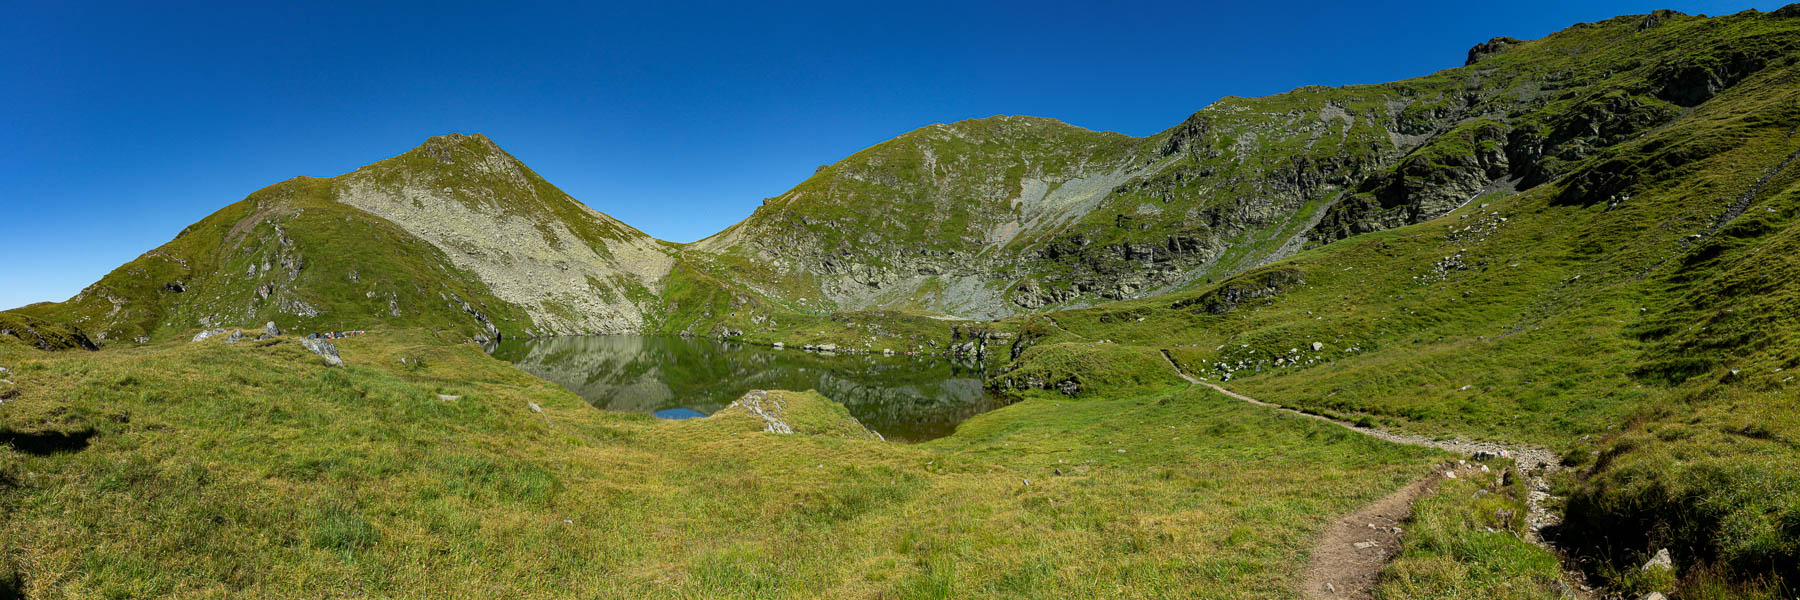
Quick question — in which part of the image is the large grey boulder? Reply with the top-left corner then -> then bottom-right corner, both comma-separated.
299,337 -> 344,367
191,329 -> 228,342
264,321 -> 282,336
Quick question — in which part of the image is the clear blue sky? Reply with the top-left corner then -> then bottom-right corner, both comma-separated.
1,1 -> 1784,310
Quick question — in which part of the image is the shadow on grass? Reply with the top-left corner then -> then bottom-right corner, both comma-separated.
0,428 -> 95,456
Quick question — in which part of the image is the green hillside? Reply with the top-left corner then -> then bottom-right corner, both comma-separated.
4,5 -> 1800,599
993,10 -> 1800,592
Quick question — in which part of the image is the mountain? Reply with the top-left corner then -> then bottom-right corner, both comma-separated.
11,134 -> 671,342
692,7 -> 1800,320
12,7 -> 1800,347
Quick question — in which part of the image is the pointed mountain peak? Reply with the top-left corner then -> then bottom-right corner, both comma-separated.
408,132 -> 508,165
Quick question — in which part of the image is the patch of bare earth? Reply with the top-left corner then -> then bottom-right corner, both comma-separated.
1304,472 -> 1443,599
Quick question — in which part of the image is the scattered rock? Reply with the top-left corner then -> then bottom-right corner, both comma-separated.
191,329 -> 228,342
1311,341 -> 1324,351
437,394 -> 460,401
1641,548 -> 1674,572
727,390 -> 796,434
528,402 -> 543,413
264,321 -> 282,336
299,337 -> 344,367
1466,36 -> 1521,65
224,329 -> 244,344
1640,592 -> 1667,600
1352,541 -> 1379,550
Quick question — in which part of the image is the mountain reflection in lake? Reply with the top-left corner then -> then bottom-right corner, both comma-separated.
485,335 -> 1007,442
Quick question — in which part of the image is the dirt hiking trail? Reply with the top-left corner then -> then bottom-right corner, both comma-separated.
1156,349 -> 1595,599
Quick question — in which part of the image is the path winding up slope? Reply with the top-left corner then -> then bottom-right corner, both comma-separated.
1156,350 -> 1586,599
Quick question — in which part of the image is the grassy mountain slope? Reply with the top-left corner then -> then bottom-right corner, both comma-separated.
687,7 -> 1800,328
0,330 -> 1444,598
10,134 -> 675,343
991,9 -> 1800,594
11,175 -> 536,343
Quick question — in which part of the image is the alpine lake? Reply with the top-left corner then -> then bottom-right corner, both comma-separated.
485,335 -> 1007,442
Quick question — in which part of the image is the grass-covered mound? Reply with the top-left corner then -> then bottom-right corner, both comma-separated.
0,330 -> 1449,598
989,341 -> 1186,397
706,389 -> 885,440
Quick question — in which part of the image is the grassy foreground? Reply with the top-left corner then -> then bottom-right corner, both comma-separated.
0,330 -> 1445,598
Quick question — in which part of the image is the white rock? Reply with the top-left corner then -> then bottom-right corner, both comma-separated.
298,337 -> 344,367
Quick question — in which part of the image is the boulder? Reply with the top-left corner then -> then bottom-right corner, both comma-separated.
1641,548 -> 1674,572
299,337 -> 344,367
264,321 -> 282,336
191,329 -> 228,342
224,329 -> 244,344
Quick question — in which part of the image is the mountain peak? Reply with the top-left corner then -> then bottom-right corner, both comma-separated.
408,132 -> 504,164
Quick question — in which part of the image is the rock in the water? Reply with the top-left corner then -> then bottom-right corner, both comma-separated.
264,321 -> 282,336
299,337 -> 344,367
1641,548 -> 1674,572
191,329 -> 228,342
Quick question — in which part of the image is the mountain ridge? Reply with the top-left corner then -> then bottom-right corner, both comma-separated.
12,6 -> 1800,344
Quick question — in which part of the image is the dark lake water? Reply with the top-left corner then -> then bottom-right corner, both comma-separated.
485,335 -> 1006,442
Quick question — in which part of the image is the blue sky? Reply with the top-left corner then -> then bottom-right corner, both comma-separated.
0,0 -> 1784,310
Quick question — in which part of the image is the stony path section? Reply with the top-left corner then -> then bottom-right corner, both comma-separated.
1156,349 -> 1591,599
